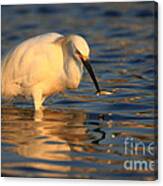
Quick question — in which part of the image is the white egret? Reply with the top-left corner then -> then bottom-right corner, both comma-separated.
2,32 -> 104,110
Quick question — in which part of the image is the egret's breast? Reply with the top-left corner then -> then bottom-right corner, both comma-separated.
41,76 -> 66,97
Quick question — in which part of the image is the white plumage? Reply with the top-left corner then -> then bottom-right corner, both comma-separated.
2,32 -> 100,110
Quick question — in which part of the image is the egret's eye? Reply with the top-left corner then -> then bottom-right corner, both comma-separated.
76,49 -> 81,56
76,50 -> 83,60
76,49 -> 89,62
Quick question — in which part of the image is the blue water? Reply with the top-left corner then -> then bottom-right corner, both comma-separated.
1,2 -> 157,180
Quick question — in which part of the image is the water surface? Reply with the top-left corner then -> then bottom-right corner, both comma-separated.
1,2 -> 157,180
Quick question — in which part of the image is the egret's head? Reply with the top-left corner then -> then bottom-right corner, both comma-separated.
65,35 -> 90,62
64,35 -> 100,93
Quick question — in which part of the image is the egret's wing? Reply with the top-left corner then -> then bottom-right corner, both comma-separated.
2,33 -> 64,95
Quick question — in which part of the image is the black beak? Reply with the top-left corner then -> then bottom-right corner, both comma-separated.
81,58 -> 101,93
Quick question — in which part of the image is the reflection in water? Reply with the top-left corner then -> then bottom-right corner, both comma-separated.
2,107 -> 87,177
2,106 -> 101,178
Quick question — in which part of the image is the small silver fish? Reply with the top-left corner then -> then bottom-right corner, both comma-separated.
96,90 -> 112,96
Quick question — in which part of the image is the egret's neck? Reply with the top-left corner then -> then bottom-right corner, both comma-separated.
60,41 -> 83,89
64,56 -> 83,89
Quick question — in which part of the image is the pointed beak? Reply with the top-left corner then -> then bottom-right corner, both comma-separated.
80,56 -> 101,93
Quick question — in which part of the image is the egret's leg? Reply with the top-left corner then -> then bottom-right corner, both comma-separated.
40,96 -> 46,110
33,90 -> 43,111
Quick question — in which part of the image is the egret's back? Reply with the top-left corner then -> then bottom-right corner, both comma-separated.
2,33 -> 63,99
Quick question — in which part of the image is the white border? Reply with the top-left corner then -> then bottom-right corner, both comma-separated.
0,0 -> 162,186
